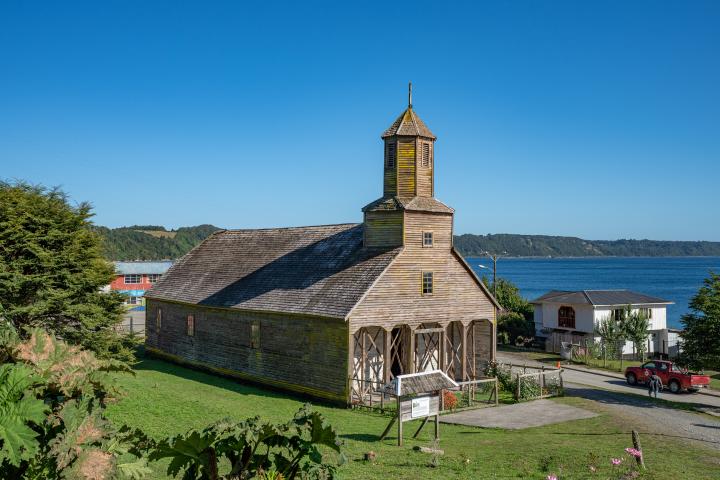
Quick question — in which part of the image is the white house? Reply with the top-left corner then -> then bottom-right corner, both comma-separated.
531,290 -> 674,357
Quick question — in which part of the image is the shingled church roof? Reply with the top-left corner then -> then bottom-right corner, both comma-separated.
382,108 -> 436,139
362,195 -> 454,214
146,224 -> 401,319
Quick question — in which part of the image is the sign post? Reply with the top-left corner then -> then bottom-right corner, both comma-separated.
378,371 -> 457,447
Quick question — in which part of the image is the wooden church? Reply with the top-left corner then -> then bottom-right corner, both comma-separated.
145,88 -> 499,404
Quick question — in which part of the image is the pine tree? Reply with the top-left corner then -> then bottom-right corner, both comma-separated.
0,181 -> 135,361
681,272 -> 720,370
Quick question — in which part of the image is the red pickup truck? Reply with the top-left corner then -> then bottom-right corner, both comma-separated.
625,360 -> 710,393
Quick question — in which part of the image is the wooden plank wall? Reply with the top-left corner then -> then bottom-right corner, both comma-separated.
364,211 -> 403,247
145,299 -> 349,402
383,139 -> 397,197
397,140 -> 416,197
415,138 -> 433,197
349,211 -> 496,331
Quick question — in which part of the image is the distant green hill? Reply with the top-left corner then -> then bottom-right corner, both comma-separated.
454,233 -> 720,257
98,225 -> 720,260
97,224 -> 221,260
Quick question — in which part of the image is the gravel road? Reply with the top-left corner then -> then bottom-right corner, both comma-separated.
497,351 -> 720,451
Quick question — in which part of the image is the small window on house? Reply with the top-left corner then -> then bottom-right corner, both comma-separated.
156,308 -> 162,331
148,274 -> 162,284
422,143 -> 431,167
422,231 -> 434,247
251,322 -> 261,349
612,308 -> 626,321
386,142 -> 396,169
126,296 -> 139,305
639,307 -> 652,319
124,274 -> 142,284
558,306 -> 575,329
422,271 -> 434,295
187,314 -> 195,337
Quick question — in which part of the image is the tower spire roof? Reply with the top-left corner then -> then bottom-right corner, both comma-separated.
381,84 -> 436,139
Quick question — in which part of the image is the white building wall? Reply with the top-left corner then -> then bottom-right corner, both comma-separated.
537,302 -> 670,356
540,303 -> 594,333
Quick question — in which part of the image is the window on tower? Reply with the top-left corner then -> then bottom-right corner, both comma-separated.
422,143 -> 431,167
423,231 -> 434,247
422,271 -> 434,295
386,142 -> 396,169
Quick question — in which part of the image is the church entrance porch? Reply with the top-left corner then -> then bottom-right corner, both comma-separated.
349,319 -> 495,408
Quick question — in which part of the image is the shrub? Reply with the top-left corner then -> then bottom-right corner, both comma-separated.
149,404 -> 344,480
0,324 -> 148,479
442,390 -> 458,411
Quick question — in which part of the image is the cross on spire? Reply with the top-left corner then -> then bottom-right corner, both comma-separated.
408,82 -> 413,109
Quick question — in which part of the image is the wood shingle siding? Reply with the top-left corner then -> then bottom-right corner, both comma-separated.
397,140 -> 416,197
146,300 -> 349,402
364,211 -> 403,247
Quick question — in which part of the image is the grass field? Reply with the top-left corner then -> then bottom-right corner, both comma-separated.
105,355 -> 720,479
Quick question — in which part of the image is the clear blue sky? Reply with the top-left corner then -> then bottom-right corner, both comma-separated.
1,1 -> 719,240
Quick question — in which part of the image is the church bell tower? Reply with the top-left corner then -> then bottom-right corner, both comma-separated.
363,84 -> 454,248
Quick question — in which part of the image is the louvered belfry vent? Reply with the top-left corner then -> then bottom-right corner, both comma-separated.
386,142 -> 396,169
422,143 -> 431,168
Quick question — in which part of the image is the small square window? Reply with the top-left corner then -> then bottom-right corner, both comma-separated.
422,271 -> 434,295
124,274 -> 141,284
187,314 -> 195,337
156,308 -> 162,331
251,322 -> 261,349
126,296 -> 139,305
422,232 -> 434,247
148,274 -> 162,284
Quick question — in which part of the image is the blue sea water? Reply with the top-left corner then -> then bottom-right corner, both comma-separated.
467,257 -> 720,329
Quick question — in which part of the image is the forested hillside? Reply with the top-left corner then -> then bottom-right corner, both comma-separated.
97,224 -> 221,260
98,225 -> 720,260
454,233 -> 720,257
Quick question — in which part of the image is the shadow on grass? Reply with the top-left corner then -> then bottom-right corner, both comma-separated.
340,433 -> 382,443
131,353 -> 341,408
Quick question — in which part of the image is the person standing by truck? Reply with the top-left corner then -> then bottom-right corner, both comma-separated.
648,372 -> 662,398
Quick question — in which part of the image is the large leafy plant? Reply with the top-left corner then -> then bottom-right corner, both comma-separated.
0,323 -> 150,479
150,404 -> 344,480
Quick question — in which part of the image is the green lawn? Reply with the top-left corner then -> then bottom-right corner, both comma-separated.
105,355 -> 720,479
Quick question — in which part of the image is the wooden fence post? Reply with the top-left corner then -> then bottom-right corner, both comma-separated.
495,378 -> 499,406
515,373 -> 521,401
632,430 -> 646,469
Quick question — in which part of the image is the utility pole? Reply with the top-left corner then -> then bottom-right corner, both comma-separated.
481,251 -> 506,298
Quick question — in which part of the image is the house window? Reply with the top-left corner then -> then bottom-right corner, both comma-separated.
124,274 -> 141,284
156,308 -> 162,331
148,274 -> 162,284
251,322 -> 261,349
639,307 -> 652,319
422,271 -> 434,295
126,296 -> 139,305
422,143 -> 431,167
386,142 -> 396,169
187,314 -> 195,337
558,306 -> 575,329
612,309 -> 626,321
422,231 -> 434,247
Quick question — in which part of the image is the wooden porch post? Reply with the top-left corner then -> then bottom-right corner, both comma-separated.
461,323 -> 468,381
408,327 -> 416,374
347,328 -> 355,403
440,327 -> 446,373
384,328 -> 392,384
